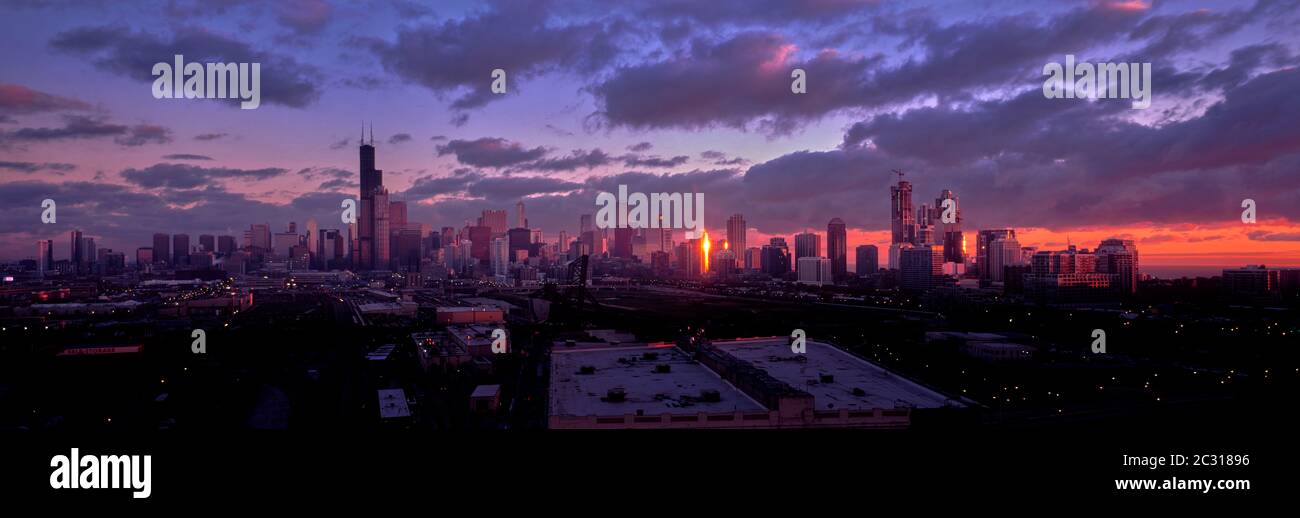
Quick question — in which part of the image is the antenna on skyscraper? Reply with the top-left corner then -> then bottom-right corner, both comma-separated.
369,123 -> 374,145
892,169 -> 904,182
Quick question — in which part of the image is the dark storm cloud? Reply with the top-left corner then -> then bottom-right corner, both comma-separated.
0,115 -> 172,147
162,154 -> 213,161
1128,0 -> 1297,58
593,31 -> 878,134
778,61 -> 1300,233
593,4 -> 1160,134
387,133 -> 412,145
49,24 -> 321,108
436,137 -> 548,168
194,132 -> 229,141
847,65 -> 1300,180
627,142 -> 653,152
120,163 -> 288,189
366,0 -> 619,111
328,138 -> 350,150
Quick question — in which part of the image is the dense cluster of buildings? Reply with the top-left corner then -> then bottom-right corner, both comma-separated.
19,133 -> 1297,307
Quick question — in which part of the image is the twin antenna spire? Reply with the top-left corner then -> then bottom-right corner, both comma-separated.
361,121 -> 375,145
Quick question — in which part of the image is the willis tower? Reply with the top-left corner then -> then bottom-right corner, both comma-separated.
355,124 -> 389,270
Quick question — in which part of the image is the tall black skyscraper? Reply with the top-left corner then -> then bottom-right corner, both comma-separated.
356,124 -> 384,270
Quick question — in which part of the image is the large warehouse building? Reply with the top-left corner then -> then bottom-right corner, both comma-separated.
549,335 -> 962,429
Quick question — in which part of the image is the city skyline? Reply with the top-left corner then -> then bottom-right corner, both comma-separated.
4,0 -> 1300,275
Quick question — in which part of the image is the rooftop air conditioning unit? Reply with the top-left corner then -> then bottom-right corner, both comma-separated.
605,387 -> 626,402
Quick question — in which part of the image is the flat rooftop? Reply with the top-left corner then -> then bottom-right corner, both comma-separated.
377,389 -> 410,419
713,338 -> 961,410
470,384 -> 501,399
550,344 -> 764,417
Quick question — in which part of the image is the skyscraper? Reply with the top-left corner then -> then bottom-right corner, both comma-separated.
1096,238 -> 1140,296
394,227 -> 422,271
153,233 -> 170,265
900,246 -> 943,291
726,214 -> 746,263
797,256 -> 833,285
977,229 -> 1016,283
306,219 -> 318,262
136,247 -> 153,268
762,237 -> 790,277
890,174 -> 915,245
794,231 -> 820,260
479,210 -> 508,236
357,125 -> 384,270
855,244 -> 878,276
172,234 -> 189,267
612,227 -> 634,258
491,237 -> 510,279
468,225 -> 492,264
509,227 -> 533,261
935,190 -> 964,263
516,201 -> 527,229
199,234 -> 215,252
987,235 -> 1023,282
70,229 -> 83,275
83,237 -> 95,273
826,218 -> 847,281
245,224 -> 271,252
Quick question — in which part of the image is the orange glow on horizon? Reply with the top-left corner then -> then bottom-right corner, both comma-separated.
745,219 -> 1300,273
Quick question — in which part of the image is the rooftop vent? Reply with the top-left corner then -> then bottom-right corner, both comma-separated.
819,373 -> 835,383
654,364 -> 671,373
699,389 -> 721,402
603,387 -> 626,402
578,365 -> 596,375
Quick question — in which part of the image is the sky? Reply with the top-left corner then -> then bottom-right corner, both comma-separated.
2,0 -> 1300,276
